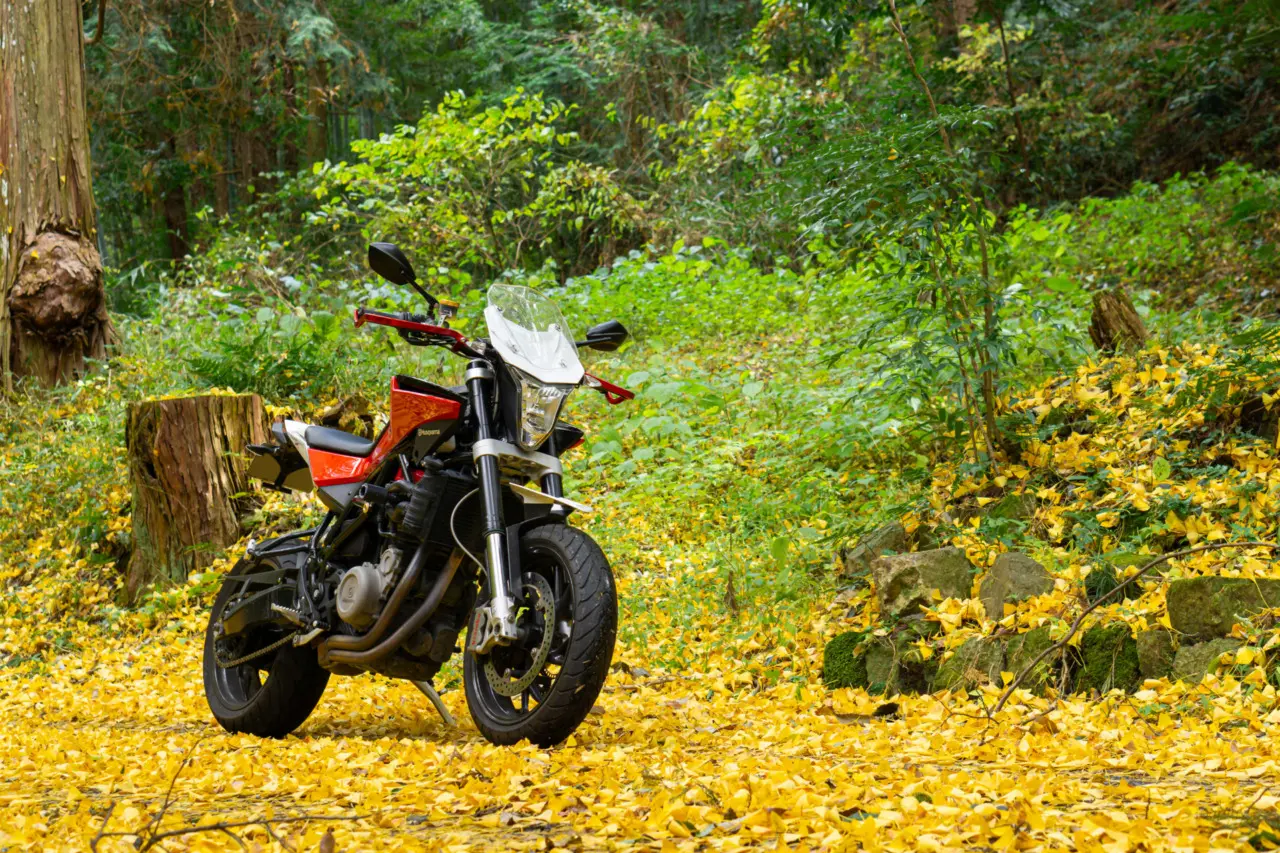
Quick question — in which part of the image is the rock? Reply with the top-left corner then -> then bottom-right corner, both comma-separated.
1005,626 -> 1059,693
934,638 -> 1005,692
864,640 -> 897,696
1171,638 -> 1241,683
842,522 -> 908,578
913,521 -> 943,550
978,552 -> 1054,620
862,623 -> 938,696
1136,629 -> 1176,679
1075,623 -> 1140,694
871,547 -> 974,620
822,632 -> 868,690
1166,577 -> 1280,640
986,492 -> 1037,521
1083,564 -> 1122,605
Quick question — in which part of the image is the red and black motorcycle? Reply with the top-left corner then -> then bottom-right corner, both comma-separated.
202,242 -> 633,746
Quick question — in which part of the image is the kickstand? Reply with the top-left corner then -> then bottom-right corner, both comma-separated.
411,680 -> 456,728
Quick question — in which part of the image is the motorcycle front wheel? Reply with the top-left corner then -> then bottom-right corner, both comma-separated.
463,523 -> 617,747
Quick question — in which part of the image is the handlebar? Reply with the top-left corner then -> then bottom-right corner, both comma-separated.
354,306 -> 476,356
353,307 -> 432,327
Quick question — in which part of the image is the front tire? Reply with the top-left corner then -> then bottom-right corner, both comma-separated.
202,552 -> 329,738
464,523 -> 617,747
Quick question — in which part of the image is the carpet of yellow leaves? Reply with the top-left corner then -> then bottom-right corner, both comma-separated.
5,605 -> 1280,851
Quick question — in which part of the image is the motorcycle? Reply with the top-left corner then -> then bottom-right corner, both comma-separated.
202,242 -> 633,747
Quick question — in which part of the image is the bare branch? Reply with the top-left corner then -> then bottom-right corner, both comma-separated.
144,735 -> 207,843
86,0 -> 108,45
89,802 -> 115,853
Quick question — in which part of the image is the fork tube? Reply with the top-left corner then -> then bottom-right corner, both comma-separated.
466,362 -> 516,627
539,434 -> 567,517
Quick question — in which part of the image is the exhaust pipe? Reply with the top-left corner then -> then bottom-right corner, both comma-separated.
324,550 -> 464,669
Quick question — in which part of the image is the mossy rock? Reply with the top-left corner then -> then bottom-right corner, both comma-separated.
822,632 -> 869,690
1136,629 -> 1176,679
1166,577 -> 1280,641
986,492 -> 1037,521
863,628 -> 938,696
979,552 -> 1054,620
1005,626 -> 1059,693
1075,623 -> 1140,694
864,639 -> 897,695
870,547 -> 974,620
934,637 -> 1005,692
842,522 -> 908,578
1171,638 -> 1241,683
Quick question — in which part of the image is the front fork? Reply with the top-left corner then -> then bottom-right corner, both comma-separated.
464,361 -> 521,654
465,359 -> 571,654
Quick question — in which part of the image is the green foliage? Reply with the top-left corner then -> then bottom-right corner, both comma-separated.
1083,564 -> 1122,605
305,91 -> 645,280
185,308 -> 351,402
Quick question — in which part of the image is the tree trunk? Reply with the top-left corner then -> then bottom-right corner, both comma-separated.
1089,288 -> 1149,354
125,394 -> 269,599
305,62 -> 329,163
162,136 -> 191,260
0,0 -> 111,389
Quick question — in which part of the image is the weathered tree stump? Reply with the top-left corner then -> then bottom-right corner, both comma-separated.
125,393 -> 269,598
1088,289 -> 1148,354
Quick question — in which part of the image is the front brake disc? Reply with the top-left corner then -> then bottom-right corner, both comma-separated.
484,573 -> 555,698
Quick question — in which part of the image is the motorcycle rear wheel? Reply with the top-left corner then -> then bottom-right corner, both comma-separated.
202,552 -> 329,738
463,523 -> 617,747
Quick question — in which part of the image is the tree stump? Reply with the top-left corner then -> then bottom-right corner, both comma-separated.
125,393 -> 269,598
1088,289 -> 1148,354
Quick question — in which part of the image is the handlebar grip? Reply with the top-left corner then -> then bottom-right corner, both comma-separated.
354,307 -> 408,327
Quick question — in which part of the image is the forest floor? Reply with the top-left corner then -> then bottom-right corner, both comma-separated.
8,339 -> 1280,850
4,590 -> 1280,851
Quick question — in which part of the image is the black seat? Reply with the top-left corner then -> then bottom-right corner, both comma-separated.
305,425 -> 377,457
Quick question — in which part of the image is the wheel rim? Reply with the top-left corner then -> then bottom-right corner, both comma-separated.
469,547 -> 574,725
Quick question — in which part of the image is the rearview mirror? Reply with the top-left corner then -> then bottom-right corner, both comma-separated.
579,319 -> 629,352
368,242 -> 416,285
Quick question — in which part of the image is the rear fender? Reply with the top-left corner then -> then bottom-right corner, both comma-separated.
247,424 -> 314,493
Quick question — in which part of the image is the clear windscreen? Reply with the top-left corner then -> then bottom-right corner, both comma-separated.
484,284 -> 581,382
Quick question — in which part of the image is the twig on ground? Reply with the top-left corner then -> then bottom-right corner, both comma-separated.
144,734 -> 207,843
989,541 -> 1279,717
94,813 -> 369,851
89,731 -> 367,851
89,803 -> 115,852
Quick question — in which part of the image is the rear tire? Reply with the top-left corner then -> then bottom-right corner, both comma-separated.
202,553 -> 329,737
464,523 -> 617,747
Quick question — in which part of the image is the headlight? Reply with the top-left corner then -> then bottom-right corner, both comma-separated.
513,369 -> 573,450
